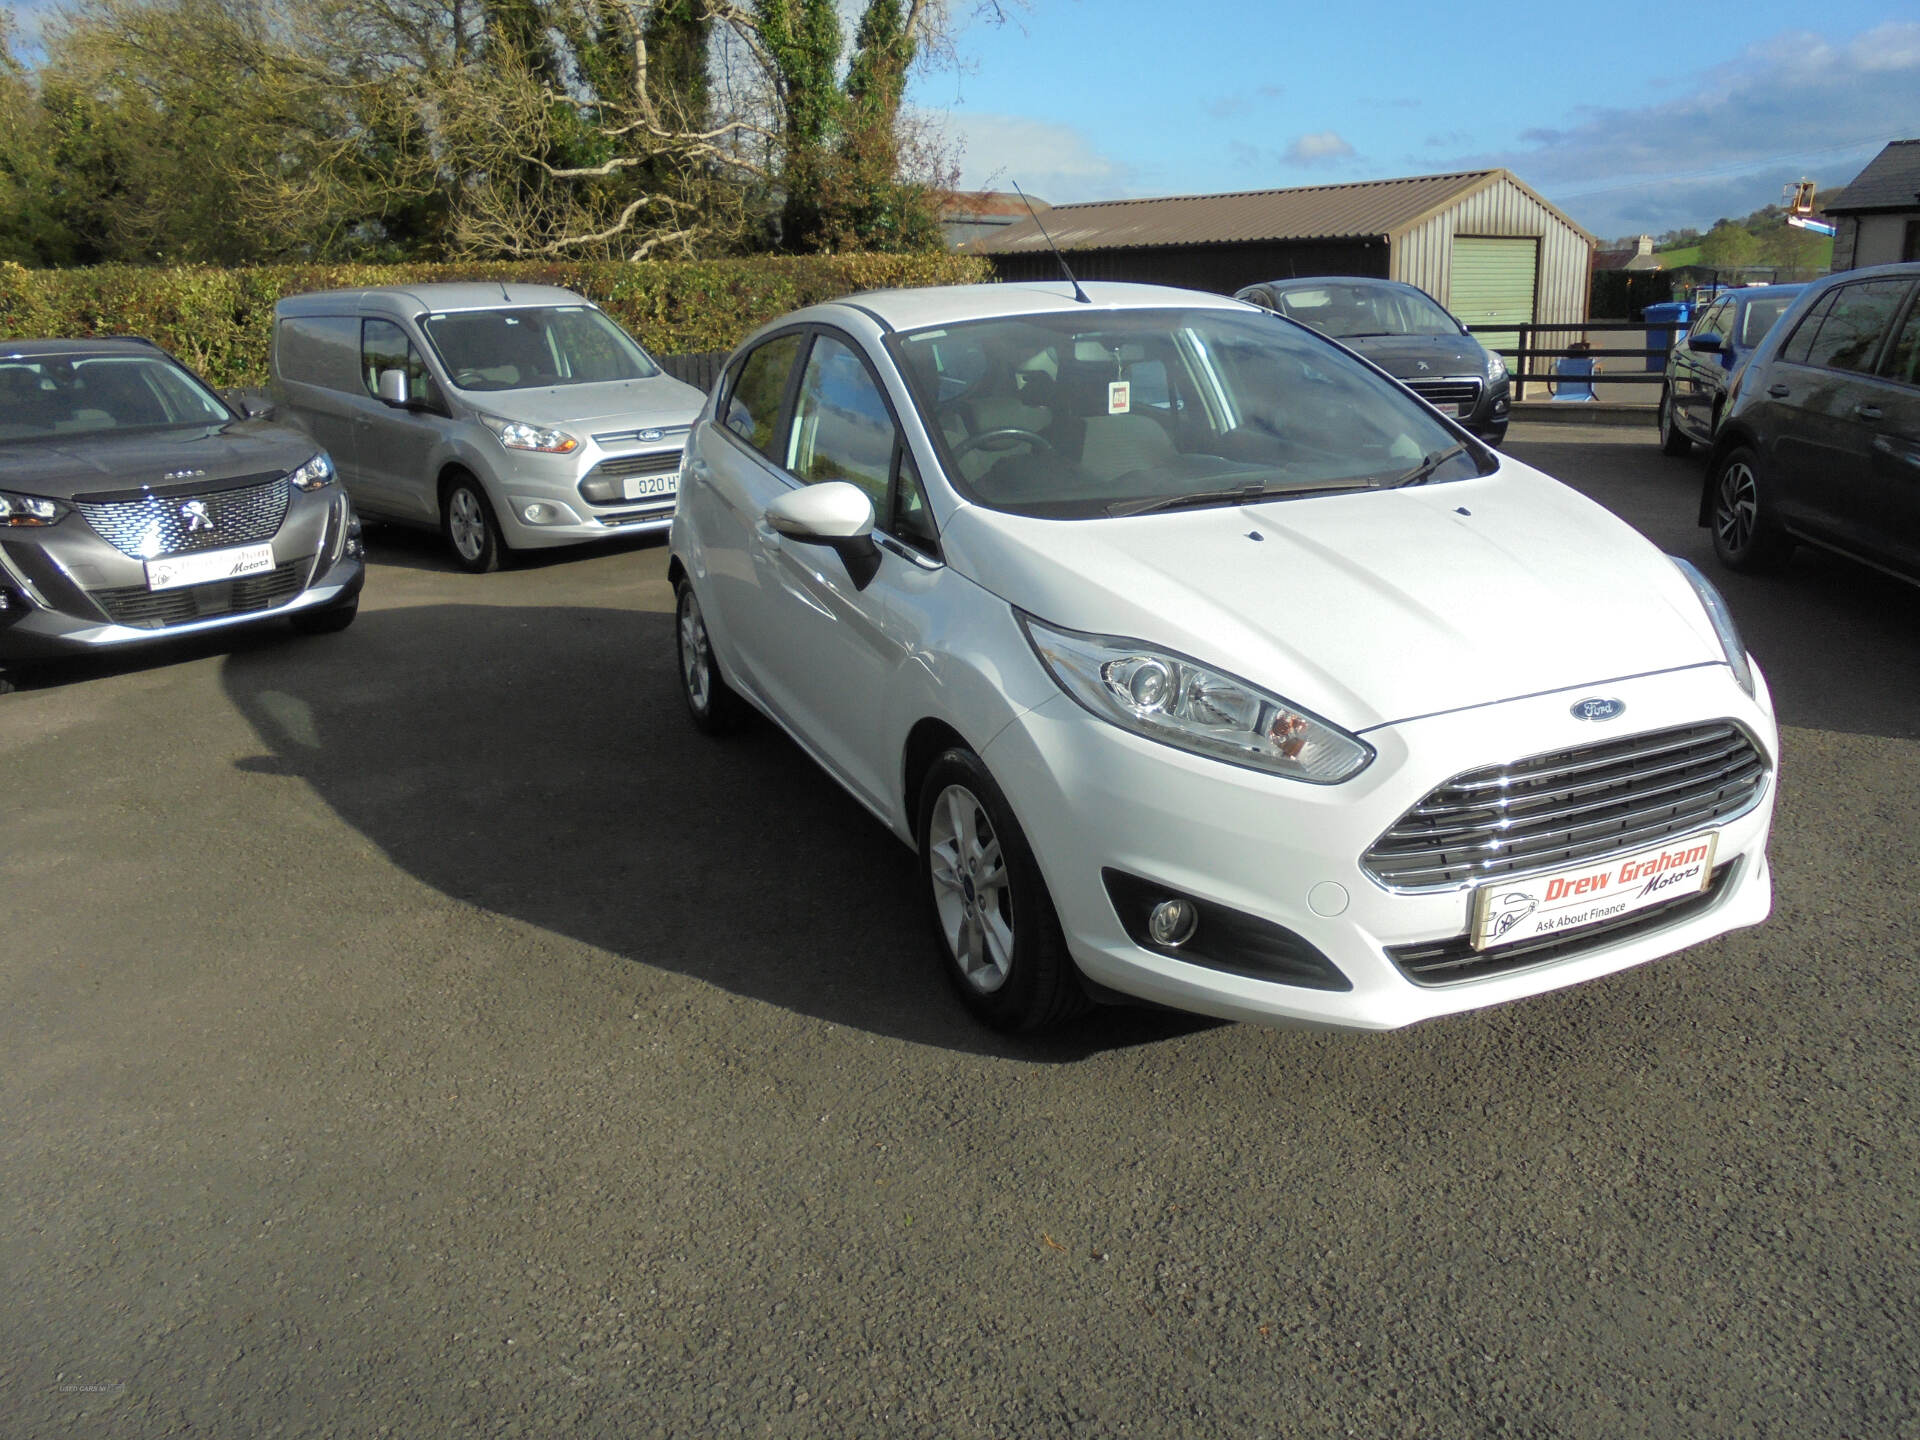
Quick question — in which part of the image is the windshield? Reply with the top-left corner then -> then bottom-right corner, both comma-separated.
419,305 -> 660,392
893,308 -> 1482,519
0,353 -> 231,443
1269,283 -> 1461,339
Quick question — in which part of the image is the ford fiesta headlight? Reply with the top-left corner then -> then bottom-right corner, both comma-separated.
0,488 -> 69,526
1021,614 -> 1374,783
1671,556 -> 1755,698
287,452 -> 335,492
481,414 -> 580,454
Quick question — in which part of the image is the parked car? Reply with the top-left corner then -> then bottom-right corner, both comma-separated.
1700,262 -> 1920,584
0,338 -> 364,691
1658,283 -> 1807,455
269,284 -> 705,571
1234,276 -> 1512,445
670,281 -> 1777,1033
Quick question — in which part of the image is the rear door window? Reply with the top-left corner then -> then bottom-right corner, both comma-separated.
722,333 -> 804,459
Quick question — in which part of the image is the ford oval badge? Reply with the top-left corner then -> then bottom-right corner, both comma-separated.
1572,697 -> 1626,722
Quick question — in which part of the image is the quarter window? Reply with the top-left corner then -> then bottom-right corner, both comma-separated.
723,333 -> 803,458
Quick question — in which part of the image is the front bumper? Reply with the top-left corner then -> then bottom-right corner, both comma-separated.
488,434 -> 685,551
0,490 -> 365,661
981,662 -> 1777,1031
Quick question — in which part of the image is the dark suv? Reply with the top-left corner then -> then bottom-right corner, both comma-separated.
1236,277 -> 1512,445
1701,263 -> 1920,584
0,338 -> 364,689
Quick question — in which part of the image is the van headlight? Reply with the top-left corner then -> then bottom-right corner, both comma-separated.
481,414 -> 580,454
1021,614 -> 1374,784
1671,556 -> 1756,698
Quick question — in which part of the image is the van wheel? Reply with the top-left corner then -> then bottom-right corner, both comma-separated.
1710,446 -> 1793,572
1657,388 -> 1693,456
917,748 -> 1089,1033
442,477 -> 505,573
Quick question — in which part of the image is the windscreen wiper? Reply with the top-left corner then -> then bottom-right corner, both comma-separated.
1107,477 -> 1376,518
1392,442 -> 1470,488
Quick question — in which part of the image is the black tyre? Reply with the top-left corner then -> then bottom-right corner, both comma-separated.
674,580 -> 744,735
1710,445 -> 1793,573
916,748 -> 1088,1032
442,475 -> 506,573
290,597 -> 359,635
1657,387 -> 1694,456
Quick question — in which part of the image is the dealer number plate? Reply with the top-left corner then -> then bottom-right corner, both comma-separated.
145,543 -> 276,592
622,474 -> 677,501
1470,833 -> 1719,951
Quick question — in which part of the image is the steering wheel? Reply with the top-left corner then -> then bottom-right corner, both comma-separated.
952,427 -> 1054,458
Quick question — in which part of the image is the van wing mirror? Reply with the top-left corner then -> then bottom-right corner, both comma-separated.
376,368 -> 411,406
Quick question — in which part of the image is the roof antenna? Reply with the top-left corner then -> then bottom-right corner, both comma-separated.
1013,181 -> 1090,304
499,280 -> 511,302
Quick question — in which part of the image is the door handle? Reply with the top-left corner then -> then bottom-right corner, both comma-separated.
1853,404 -> 1883,421
1766,384 -> 1791,399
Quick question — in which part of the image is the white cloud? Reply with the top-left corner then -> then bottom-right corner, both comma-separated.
1450,22 -> 1920,236
1284,131 -> 1357,166
926,110 -> 1133,204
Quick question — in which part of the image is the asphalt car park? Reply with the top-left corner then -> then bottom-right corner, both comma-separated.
4,422 -> 1918,1437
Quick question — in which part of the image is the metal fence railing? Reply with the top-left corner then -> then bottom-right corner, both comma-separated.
1467,320 -> 1667,402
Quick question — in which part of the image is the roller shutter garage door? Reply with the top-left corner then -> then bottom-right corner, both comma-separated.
1450,237 -> 1538,353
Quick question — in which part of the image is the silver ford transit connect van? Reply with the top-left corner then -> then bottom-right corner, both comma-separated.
269,284 -> 705,571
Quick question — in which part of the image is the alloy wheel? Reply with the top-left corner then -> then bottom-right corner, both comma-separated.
926,783 -> 1014,994
448,488 -> 488,563
1716,460 -> 1758,555
679,590 -> 713,713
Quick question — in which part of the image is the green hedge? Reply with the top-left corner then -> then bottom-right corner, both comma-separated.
0,253 -> 997,387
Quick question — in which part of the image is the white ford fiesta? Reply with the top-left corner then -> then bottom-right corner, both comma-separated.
668,282 -> 1777,1033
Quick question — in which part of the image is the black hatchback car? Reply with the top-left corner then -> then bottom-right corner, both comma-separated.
1701,263 -> 1920,585
1235,276 -> 1512,445
0,338 -> 364,689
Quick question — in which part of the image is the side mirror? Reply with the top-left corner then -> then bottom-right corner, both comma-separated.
376,368 -> 411,406
1686,333 -> 1724,353
763,481 -> 881,589
221,389 -> 276,420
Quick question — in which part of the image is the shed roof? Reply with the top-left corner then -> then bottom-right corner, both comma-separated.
967,169 -> 1593,254
1822,140 -> 1920,214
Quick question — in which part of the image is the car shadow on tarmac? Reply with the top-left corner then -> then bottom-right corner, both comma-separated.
219,602 -> 1221,1059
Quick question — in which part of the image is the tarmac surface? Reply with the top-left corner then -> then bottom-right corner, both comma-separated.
4,422 -> 1918,1438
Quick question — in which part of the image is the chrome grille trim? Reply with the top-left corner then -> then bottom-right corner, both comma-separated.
1362,721 -> 1769,892
590,423 -> 691,447
76,475 -> 289,559
1405,377 -> 1483,408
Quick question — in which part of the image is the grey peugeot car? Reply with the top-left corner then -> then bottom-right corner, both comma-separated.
269,284 -> 705,571
1235,276 -> 1512,446
0,338 -> 364,691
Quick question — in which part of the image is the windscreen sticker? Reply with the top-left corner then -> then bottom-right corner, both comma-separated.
1108,380 -> 1130,415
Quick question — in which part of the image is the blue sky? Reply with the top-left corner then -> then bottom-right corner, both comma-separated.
914,2 -> 1920,241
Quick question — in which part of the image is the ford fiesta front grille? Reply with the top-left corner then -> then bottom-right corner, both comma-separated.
1405,377 -> 1482,408
75,475 -> 289,559
1362,722 -> 1768,891
90,560 -> 305,628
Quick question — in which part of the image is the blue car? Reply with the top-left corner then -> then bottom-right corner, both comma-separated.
1658,283 -> 1807,455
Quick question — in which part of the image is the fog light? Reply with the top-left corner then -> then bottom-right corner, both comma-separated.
522,502 -> 559,524
1147,898 -> 1199,948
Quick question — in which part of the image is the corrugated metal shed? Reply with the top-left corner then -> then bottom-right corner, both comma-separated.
968,169 -> 1592,255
